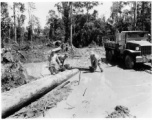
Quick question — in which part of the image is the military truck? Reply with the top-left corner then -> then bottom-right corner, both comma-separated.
104,31 -> 152,69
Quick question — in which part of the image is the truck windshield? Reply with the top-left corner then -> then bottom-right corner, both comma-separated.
127,32 -> 148,40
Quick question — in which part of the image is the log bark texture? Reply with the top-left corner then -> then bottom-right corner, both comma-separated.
2,69 -> 79,118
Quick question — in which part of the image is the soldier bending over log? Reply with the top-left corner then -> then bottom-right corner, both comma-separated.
89,51 -> 103,72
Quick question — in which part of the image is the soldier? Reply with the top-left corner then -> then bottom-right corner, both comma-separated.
58,53 -> 71,71
89,51 -> 103,72
58,53 -> 68,66
48,50 -> 62,75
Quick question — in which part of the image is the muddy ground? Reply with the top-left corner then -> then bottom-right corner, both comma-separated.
5,47 -> 152,118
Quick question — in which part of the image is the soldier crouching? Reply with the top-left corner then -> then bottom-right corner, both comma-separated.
48,50 -> 62,75
89,51 -> 103,72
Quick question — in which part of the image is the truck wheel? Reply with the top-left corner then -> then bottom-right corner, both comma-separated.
125,55 -> 134,69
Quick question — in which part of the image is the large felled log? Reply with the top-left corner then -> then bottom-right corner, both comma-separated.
2,69 -> 79,118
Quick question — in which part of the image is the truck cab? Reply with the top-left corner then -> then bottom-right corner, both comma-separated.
104,31 -> 152,69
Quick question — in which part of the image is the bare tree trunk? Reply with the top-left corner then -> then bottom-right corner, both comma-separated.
150,2 -> 152,43
28,3 -> 34,49
70,2 -> 73,50
13,3 -> 17,43
21,29 -> 24,46
52,19 -> 54,41
31,15 -> 33,49
87,9 -> 88,22
86,3 -> 89,22
134,1 -> 137,30
8,27 -> 11,44
142,2 -> 144,30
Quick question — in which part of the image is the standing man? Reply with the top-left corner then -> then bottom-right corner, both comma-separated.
89,51 -> 103,72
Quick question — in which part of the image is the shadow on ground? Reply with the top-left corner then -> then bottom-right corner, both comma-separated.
101,57 -> 152,74
101,57 -> 125,69
71,67 -> 101,73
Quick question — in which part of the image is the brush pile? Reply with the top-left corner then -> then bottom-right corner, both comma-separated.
1,47 -> 28,92
106,106 -> 136,118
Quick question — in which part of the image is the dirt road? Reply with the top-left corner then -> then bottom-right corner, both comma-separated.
29,60 -> 151,118
22,48 -> 152,118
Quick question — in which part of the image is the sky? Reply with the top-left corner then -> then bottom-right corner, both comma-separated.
33,2 -> 113,28
7,1 -> 113,29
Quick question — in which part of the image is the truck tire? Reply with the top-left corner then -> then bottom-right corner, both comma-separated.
125,55 -> 134,69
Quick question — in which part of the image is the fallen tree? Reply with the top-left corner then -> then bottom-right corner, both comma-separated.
2,69 -> 79,118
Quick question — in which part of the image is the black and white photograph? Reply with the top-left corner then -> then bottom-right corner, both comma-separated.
1,0 -> 152,118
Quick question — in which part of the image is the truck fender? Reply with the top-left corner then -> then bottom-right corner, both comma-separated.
123,49 -> 137,60
124,49 -> 140,54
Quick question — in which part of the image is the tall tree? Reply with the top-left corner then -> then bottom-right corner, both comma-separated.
127,1 -> 137,30
83,2 -> 100,22
136,1 -> 151,32
15,2 -> 26,45
46,9 -> 64,42
151,1 -> 152,42
1,2 -> 12,47
13,2 -> 17,42
70,2 -> 73,49
33,16 -> 41,37
28,2 -> 36,48
46,10 -> 58,41
17,14 -> 26,45
55,2 -> 71,43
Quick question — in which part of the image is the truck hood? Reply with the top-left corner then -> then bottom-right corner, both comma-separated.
127,41 -> 152,46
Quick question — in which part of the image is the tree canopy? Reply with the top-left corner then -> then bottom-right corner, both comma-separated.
1,1 -> 151,48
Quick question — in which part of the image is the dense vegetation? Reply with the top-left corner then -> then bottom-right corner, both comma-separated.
1,1 -> 151,48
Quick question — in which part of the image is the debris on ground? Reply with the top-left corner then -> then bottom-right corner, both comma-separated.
1,48 -> 28,92
106,105 -> 136,118
4,46 -> 104,117
1,44 -> 55,92
9,81 -> 74,118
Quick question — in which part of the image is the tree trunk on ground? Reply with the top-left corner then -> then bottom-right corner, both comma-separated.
2,69 -> 79,118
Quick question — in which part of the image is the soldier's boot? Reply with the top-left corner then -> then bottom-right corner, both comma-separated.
98,63 -> 103,72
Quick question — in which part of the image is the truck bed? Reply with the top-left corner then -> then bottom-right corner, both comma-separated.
104,41 -> 118,49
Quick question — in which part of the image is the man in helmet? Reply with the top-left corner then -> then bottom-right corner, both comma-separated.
89,51 -> 103,72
